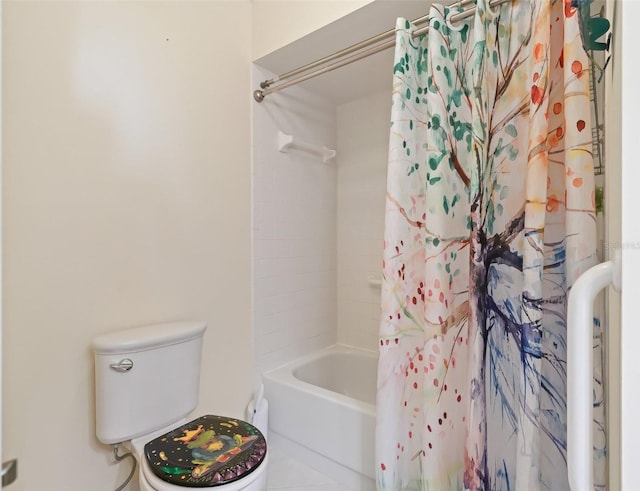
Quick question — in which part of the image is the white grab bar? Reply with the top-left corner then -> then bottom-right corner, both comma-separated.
567,253 -> 621,490
277,131 -> 336,163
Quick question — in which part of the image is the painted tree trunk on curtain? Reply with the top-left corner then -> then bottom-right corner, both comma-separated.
376,1 -> 605,490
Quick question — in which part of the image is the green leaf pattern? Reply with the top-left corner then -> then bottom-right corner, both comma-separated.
377,1 -> 605,489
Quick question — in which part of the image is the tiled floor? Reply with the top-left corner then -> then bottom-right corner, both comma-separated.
266,446 -> 353,491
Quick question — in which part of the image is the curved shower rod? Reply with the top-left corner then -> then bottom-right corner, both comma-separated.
253,0 -> 511,103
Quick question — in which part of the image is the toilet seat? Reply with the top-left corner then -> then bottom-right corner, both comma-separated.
140,450 -> 268,491
129,416 -> 268,491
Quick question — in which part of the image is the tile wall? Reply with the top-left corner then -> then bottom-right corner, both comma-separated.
336,90 -> 391,351
252,65 -> 338,374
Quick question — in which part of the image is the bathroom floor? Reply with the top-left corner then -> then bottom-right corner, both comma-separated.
266,445 -> 353,491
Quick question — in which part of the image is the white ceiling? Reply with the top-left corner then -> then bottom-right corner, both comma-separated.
253,1 -> 432,106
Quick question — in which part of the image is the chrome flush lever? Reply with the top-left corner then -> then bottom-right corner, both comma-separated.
110,359 -> 134,372
2,458 -> 17,486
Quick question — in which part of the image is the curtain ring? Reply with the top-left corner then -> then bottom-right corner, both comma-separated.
445,8 -> 467,32
481,0 -> 500,19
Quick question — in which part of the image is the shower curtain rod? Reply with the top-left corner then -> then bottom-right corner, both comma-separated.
253,0 -> 511,103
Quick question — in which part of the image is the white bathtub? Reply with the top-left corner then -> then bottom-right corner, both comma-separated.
263,345 -> 377,490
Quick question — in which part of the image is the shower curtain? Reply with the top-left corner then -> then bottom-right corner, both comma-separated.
376,0 -> 605,490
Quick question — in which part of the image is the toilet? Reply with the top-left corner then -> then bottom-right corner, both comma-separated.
92,321 -> 268,491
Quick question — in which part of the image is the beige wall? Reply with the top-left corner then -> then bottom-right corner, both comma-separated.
252,0 -> 373,59
3,2 -> 252,490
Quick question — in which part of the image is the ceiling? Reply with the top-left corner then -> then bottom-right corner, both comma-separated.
253,1 -> 432,106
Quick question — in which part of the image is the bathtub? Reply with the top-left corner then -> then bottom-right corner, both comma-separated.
263,345 -> 377,490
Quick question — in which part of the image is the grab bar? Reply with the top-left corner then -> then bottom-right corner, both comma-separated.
567,252 -> 620,490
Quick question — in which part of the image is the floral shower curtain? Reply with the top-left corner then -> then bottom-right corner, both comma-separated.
376,0 -> 605,489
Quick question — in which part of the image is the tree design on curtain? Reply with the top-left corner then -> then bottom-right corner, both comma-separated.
376,0 -> 605,489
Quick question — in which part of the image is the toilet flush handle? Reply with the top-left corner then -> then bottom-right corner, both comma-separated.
110,359 -> 134,372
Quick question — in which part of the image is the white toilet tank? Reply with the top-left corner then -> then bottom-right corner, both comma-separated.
92,321 -> 207,444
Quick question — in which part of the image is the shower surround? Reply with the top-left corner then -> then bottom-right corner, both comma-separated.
252,65 -> 391,371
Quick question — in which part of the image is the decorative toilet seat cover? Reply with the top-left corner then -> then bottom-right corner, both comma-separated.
144,415 -> 267,488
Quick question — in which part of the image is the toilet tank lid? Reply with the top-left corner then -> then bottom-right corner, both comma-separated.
92,321 -> 207,354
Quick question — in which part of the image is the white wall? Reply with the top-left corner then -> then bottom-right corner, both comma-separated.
252,65 -> 337,373
252,82 -> 393,364
336,90 -> 390,351
3,2 -> 252,490
604,0 -> 621,487
619,0 -> 640,488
